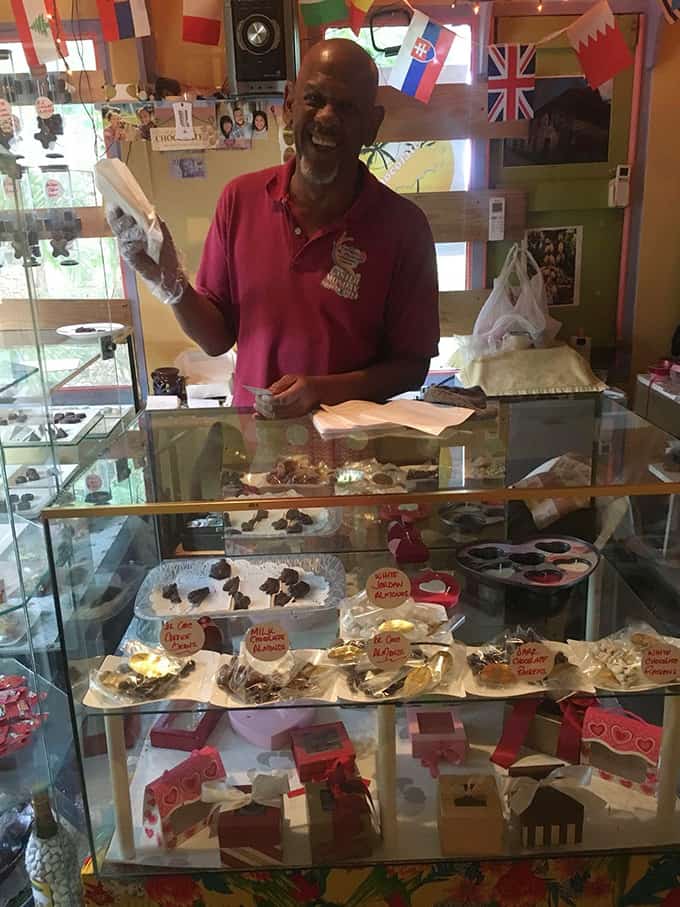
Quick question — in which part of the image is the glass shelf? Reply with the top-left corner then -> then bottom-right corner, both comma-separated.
43,396 -> 680,518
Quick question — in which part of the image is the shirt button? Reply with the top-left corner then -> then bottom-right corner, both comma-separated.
294,227 -> 302,236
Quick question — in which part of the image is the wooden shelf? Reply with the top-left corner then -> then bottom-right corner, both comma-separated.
8,207 -> 110,240
407,189 -> 528,243
377,84 -> 530,143
0,299 -> 132,333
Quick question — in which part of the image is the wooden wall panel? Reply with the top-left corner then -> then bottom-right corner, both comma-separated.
377,84 -> 530,142
0,299 -> 131,332
439,289 -> 490,335
406,189 -> 527,243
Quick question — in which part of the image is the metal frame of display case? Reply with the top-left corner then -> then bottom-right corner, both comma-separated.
37,400 -> 680,896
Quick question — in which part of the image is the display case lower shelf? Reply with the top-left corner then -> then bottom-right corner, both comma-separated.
96,701 -> 680,875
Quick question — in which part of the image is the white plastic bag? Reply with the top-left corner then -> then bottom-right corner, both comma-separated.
453,244 -> 561,367
94,158 -> 163,263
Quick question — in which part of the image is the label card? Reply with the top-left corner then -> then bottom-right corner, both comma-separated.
246,622 -> 290,662
642,644 -> 680,683
173,101 -> 195,141
366,567 -> 411,609
161,618 -> 205,657
35,96 -> 54,120
368,632 -> 411,669
509,642 -> 555,682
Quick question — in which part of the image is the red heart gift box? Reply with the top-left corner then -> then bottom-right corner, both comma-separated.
217,785 -> 283,868
290,721 -> 355,783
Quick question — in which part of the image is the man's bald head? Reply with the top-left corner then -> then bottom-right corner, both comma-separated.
284,38 -> 384,188
298,39 -> 379,104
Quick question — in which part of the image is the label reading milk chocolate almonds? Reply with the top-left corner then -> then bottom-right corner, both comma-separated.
246,623 -> 290,662
366,567 -> 411,609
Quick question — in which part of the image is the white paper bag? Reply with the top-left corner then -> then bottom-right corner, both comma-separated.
94,158 -> 163,263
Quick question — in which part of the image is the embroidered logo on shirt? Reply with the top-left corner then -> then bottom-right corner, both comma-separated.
322,231 -> 367,300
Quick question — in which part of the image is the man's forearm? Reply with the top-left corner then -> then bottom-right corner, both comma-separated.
314,358 -> 429,405
172,284 -> 236,357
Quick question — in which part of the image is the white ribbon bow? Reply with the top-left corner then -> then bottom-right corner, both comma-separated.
201,773 -> 290,812
506,764 -> 607,816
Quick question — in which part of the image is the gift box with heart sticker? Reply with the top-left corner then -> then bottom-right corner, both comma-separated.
581,705 -> 661,796
142,745 -> 225,849
410,570 -> 460,611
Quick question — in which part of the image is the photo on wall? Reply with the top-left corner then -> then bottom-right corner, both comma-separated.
503,77 -> 611,167
524,226 -> 583,308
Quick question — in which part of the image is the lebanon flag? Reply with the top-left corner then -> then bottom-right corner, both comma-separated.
349,0 -> 373,34
183,0 -> 222,45
11,0 -> 62,68
566,0 -> 633,89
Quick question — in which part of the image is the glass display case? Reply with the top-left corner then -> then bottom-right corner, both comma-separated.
40,395 -> 680,889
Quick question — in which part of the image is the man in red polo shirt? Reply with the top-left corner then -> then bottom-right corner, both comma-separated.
109,38 -> 439,418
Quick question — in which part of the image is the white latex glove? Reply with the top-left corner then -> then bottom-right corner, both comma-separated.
107,205 -> 187,305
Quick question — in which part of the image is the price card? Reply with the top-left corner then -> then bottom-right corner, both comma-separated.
173,101 -> 195,141
509,642 -> 555,682
85,473 -> 102,492
368,632 -> 411,669
246,623 -> 290,662
161,618 -> 205,657
366,567 -> 411,609
642,644 -> 680,683
0,100 -> 10,118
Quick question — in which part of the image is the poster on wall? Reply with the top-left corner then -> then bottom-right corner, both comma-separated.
524,226 -> 583,307
503,77 -> 611,167
360,140 -> 469,192
150,103 -> 218,151
216,99 -> 282,150
102,104 -> 155,145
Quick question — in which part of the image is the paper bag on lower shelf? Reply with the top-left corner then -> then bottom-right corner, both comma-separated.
305,763 -> 378,862
438,775 -> 504,856
142,746 -> 226,849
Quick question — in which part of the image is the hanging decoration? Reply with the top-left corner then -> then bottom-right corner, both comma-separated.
348,0 -> 373,34
298,0 -> 347,27
657,0 -> 679,23
388,11 -> 454,105
565,0 -> 633,89
182,0 -> 222,45
10,0 -> 63,69
487,44 -> 536,123
97,0 -> 151,41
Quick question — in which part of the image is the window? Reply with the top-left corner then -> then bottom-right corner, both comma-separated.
0,37 -> 121,300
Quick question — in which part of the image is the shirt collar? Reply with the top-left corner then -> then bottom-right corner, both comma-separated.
265,155 -> 379,225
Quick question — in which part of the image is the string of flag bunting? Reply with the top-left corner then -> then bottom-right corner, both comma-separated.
10,0 -> 642,107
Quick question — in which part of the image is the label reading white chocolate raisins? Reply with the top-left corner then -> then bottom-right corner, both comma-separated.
642,644 -> 680,683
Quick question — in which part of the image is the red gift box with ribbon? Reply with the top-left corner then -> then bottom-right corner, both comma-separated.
491,695 -> 596,769
290,721 -> 355,783
217,785 -> 283,867
305,761 -> 377,862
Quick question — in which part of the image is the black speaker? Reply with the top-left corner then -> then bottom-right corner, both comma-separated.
225,0 -> 299,95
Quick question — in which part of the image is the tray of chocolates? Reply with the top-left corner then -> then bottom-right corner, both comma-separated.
455,536 -> 599,591
135,555 -> 346,619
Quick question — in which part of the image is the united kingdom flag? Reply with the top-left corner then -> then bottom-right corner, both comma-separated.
487,44 -> 536,123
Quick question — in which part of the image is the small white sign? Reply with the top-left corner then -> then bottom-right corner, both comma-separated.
488,196 -> 506,241
642,644 -> 680,683
173,102 -> 195,141
161,617 -> 205,657
368,631 -> 411,669
366,567 -> 411,609
509,642 -> 555,682
246,622 -> 290,662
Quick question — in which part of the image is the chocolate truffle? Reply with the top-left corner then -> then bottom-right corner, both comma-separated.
209,559 -> 231,580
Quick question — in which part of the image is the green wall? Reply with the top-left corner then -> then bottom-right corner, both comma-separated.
487,15 -> 638,347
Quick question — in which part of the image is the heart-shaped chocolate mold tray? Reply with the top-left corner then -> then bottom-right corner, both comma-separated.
468,546 -> 505,560
480,561 -> 516,576
535,540 -> 571,554
509,551 -> 544,566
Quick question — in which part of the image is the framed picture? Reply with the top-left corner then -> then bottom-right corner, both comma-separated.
524,226 -> 583,308
503,77 -> 611,167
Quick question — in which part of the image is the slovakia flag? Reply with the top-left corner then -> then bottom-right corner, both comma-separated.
389,11 -> 454,104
